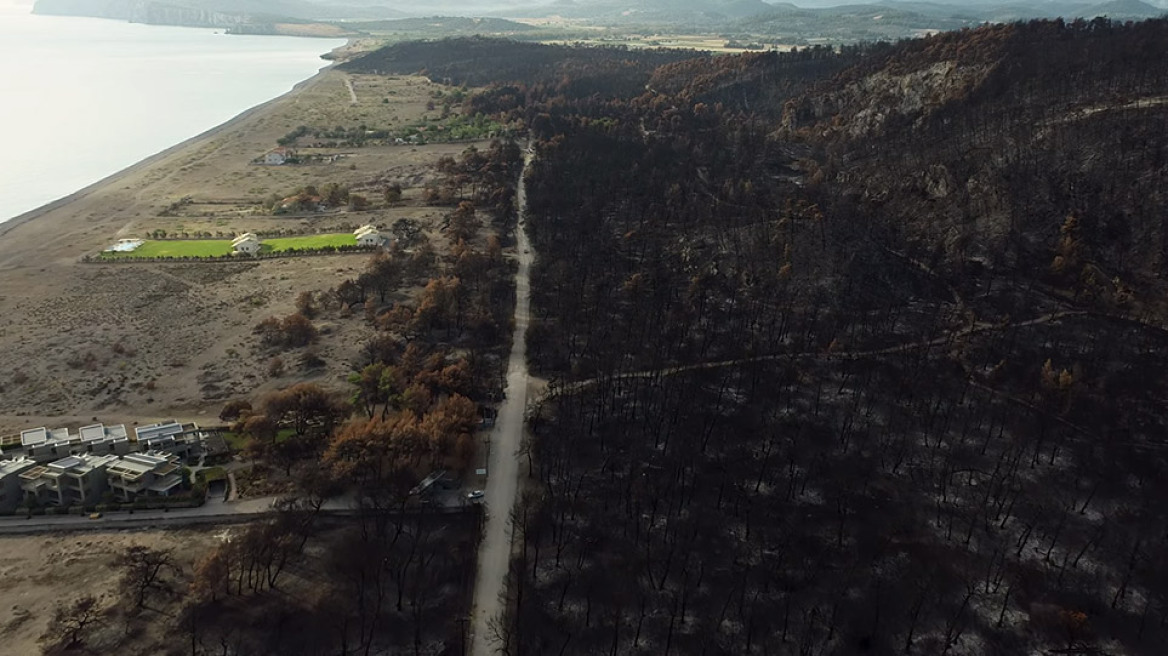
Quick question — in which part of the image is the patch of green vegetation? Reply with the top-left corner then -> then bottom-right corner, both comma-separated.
266,234 -> 357,251
100,233 -> 361,259
195,466 -> 228,484
103,239 -> 236,258
221,431 -> 249,451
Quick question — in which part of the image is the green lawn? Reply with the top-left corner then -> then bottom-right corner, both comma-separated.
101,233 -> 361,259
195,466 -> 228,484
220,428 -> 297,450
267,234 -> 357,251
105,239 -> 235,258
220,431 -> 248,451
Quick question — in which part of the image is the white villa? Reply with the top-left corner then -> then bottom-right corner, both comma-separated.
19,423 -> 131,462
0,457 -> 37,513
0,420 -> 212,510
105,452 -> 183,502
355,225 -> 385,247
232,233 -> 262,255
3,421 -> 207,464
134,421 -> 204,458
263,147 -> 293,165
19,454 -> 118,507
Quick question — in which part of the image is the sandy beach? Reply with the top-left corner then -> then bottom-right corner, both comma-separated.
0,55 -> 470,433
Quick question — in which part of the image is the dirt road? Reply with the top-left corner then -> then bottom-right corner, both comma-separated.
468,150 -> 534,655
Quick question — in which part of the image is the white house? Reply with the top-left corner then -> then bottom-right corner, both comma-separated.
355,225 -> 385,248
263,147 -> 292,165
0,457 -> 37,513
134,421 -> 207,459
105,452 -> 183,501
20,454 -> 118,507
232,233 -> 262,255
19,424 -> 130,462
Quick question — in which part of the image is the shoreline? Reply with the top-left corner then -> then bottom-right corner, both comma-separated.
0,44 -> 353,241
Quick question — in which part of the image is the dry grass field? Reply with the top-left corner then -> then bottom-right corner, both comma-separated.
0,68 -> 495,432
0,529 -> 225,656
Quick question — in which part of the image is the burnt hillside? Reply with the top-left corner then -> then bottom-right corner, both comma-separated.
785,19 -> 1168,292
350,22 -> 1168,655
340,37 -> 699,95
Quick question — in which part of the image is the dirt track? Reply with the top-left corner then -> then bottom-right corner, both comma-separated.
468,150 -> 533,655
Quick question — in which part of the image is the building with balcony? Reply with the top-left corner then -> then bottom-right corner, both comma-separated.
19,454 -> 118,508
0,457 -> 37,513
18,424 -> 131,462
105,452 -> 184,502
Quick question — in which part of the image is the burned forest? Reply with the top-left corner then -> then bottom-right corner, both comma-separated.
237,18 -> 1168,655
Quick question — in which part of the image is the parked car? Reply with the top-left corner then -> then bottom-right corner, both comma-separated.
467,490 -> 485,500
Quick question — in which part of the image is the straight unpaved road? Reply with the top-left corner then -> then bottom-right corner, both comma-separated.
468,151 -> 534,654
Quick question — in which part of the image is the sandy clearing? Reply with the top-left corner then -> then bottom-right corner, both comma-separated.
0,528 -> 223,656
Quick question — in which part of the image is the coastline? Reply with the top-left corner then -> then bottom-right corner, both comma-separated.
0,49 -> 349,241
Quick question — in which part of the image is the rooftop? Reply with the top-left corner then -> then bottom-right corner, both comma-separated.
43,453 -> 118,475
0,457 -> 35,477
20,427 -> 49,446
78,423 -> 129,442
134,422 -> 184,444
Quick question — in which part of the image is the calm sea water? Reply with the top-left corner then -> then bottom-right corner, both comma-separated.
0,0 -> 345,222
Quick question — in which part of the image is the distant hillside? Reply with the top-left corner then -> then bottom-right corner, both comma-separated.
780,18 -> 1168,277
32,0 -> 406,27
1080,0 -> 1166,17
340,36 -> 698,91
349,16 -> 538,36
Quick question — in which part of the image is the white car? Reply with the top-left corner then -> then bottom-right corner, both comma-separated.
467,490 -> 485,500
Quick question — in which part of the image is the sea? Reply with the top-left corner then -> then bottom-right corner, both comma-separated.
0,0 -> 345,223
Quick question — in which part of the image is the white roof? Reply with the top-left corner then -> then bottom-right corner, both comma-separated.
78,423 -> 126,443
47,454 -> 117,473
124,453 -> 169,467
21,427 -> 73,447
355,224 -> 379,237
48,455 -> 85,470
20,427 -> 48,446
232,233 -> 260,246
0,457 -> 35,477
135,422 -> 184,444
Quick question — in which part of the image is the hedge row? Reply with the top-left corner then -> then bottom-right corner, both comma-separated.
83,244 -> 378,264
145,224 -> 370,240
10,492 -> 207,516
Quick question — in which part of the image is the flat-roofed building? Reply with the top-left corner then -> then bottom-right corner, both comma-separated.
17,424 -> 131,462
105,452 -> 184,501
133,421 -> 204,458
0,457 -> 37,513
19,454 -> 117,507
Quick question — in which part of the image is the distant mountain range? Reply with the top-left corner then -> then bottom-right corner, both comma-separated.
32,0 -> 1168,34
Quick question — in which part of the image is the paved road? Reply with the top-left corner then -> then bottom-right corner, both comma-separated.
0,495 -> 280,535
468,150 -> 534,655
